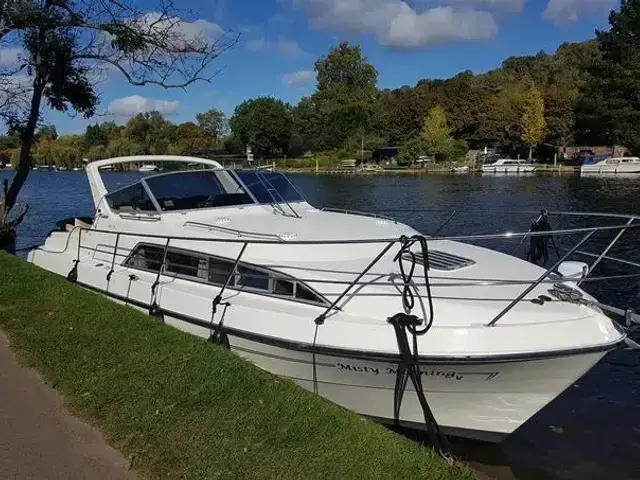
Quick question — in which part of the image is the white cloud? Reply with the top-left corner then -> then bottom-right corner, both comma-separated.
543,0 -> 617,23
246,37 -> 305,56
0,47 -> 24,68
127,13 -> 224,51
425,0 -> 524,13
246,37 -> 267,51
290,0 -> 498,49
107,95 -> 180,117
277,39 -> 304,56
283,70 -> 315,86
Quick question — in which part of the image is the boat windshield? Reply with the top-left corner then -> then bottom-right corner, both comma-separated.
234,170 -> 304,204
144,170 -> 254,211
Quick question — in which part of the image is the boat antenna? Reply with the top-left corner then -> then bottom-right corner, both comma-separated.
388,235 -> 452,461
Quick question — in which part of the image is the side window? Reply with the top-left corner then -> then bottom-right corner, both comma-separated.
165,251 -> 202,278
209,258 -> 235,285
236,265 -> 270,291
106,183 -> 155,212
125,245 -> 163,272
273,278 -> 294,296
296,283 -> 323,304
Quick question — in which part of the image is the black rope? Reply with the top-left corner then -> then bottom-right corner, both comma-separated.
389,235 -> 451,461
526,210 -> 561,266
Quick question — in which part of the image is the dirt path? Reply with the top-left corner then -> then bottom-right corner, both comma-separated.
0,331 -> 136,479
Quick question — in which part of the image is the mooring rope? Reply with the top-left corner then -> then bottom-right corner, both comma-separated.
388,234 -> 452,462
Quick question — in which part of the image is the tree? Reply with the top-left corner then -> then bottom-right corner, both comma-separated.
521,87 -> 546,160
576,0 -> 640,151
291,97 -> 320,154
312,42 -> 378,149
421,105 -> 454,162
229,97 -> 292,158
0,0 -> 238,245
84,123 -> 108,148
196,108 -> 226,140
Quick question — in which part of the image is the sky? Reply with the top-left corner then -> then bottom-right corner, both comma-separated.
0,0 -> 622,134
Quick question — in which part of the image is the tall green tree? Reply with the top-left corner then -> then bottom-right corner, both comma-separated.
229,97 -> 293,158
196,109 -> 226,140
521,87 -> 547,160
312,42 -> 378,149
421,105 -> 454,161
576,0 -> 640,151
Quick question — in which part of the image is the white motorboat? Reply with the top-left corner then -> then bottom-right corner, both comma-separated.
452,166 -> 469,174
139,164 -> 161,172
482,159 -> 536,173
580,156 -> 640,174
27,155 -> 639,442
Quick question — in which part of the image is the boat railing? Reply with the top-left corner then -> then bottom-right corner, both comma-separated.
183,221 -> 286,241
37,209 -> 640,329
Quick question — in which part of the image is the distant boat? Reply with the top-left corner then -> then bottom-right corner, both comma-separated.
139,164 -> 161,172
482,159 -> 536,173
581,156 -> 640,174
58,166 -> 67,171
452,166 -> 469,174
37,165 -> 57,172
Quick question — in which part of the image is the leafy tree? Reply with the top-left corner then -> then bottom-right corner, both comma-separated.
576,0 -> 640,151
84,124 -> 109,148
37,124 -> 57,140
291,97 -> 320,154
398,137 -> 427,165
313,42 -> 378,149
420,105 -> 456,162
196,109 -> 226,140
521,87 -> 547,160
0,0 -> 238,244
229,97 -> 292,158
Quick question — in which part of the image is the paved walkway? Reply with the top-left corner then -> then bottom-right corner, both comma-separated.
0,331 -> 136,479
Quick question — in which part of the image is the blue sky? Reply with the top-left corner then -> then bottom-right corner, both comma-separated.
1,0 -> 621,134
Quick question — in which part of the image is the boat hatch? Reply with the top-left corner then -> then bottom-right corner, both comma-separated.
405,250 -> 476,271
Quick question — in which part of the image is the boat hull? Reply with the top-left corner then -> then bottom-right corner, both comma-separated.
220,330 -> 608,442
482,166 -> 536,173
581,164 -> 640,174
27,234 -> 617,443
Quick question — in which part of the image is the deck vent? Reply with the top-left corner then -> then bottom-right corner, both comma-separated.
404,250 -> 476,271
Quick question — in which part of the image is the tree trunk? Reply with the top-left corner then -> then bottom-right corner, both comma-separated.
2,79 -> 44,217
528,145 -> 533,161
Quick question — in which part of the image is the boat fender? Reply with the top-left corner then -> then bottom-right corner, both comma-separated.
66,259 -> 79,283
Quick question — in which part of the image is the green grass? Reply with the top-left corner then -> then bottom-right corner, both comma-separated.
0,253 -> 474,480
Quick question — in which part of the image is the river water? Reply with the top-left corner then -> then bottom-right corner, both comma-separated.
1,169 -> 639,479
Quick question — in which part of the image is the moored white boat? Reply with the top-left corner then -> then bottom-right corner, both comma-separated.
27,155 -> 639,442
581,156 -> 640,174
139,164 -> 161,172
482,159 -> 536,173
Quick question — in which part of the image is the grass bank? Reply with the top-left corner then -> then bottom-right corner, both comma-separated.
0,253 -> 474,480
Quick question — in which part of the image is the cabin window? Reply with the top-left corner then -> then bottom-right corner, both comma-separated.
274,278 -> 295,296
124,244 -> 326,306
106,183 -> 156,212
296,283 -> 323,303
165,251 -> 202,278
208,258 -> 235,284
125,244 -> 164,271
236,265 -> 270,291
